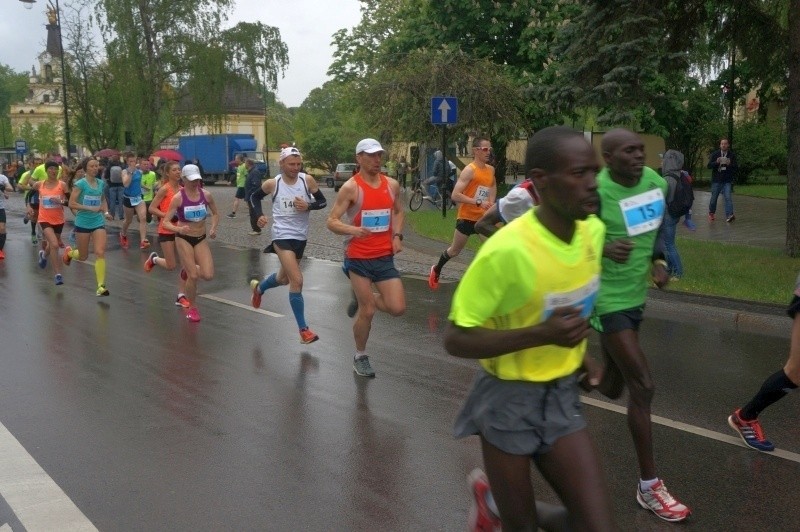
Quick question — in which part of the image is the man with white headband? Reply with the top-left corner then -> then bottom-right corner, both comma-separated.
248,146 -> 327,344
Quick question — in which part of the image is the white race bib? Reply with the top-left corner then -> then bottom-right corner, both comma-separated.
619,189 -> 664,237
41,195 -> 61,209
126,195 -> 142,206
83,194 -> 101,207
360,208 -> 390,232
543,276 -> 600,321
183,204 -> 207,222
475,185 -> 490,201
274,196 -> 298,215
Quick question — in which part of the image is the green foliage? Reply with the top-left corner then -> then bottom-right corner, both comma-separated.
0,64 -> 28,147
90,0 -> 288,153
15,118 -> 64,155
732,119 -> 788,183
293,83 -> 368,173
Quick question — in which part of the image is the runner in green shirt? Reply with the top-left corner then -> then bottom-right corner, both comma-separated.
140,159 -> 158,224
593,128 -> 690,523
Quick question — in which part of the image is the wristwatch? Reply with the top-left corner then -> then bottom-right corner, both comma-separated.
393,233 -> 403,241
476,199 -> 483,206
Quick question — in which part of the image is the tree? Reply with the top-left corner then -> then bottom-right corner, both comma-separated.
0,64 -> 28,148
786,0 -> 800,254
293,83 -> 367,173
94,0 -> 289,154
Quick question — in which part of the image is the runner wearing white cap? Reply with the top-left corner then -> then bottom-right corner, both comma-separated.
326,138 -> 406,377
248,146 -> 328,344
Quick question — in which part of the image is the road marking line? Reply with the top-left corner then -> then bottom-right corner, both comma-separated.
200,294 -> 284,317
0,421 -> 97,531
581,396 -> 800,463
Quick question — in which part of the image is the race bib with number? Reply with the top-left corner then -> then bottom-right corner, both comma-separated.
126,195 -> 142,206
83,194 -> 101,207
41,195 -> 62,209
475,185 -> 491,201
619,189 -> 664,236
275,196 -> 298,215
183,204 -> 207,222
542,275 -> 600,320
360,208 -> 390,232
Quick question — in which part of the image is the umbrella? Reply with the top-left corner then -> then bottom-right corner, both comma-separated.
94,148 -> 119,158
151,149 -> 184,162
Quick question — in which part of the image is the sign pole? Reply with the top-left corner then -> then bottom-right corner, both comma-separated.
441,125 -> 448,218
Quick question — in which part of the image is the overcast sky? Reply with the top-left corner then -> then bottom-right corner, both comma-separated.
0,0 -> 362,108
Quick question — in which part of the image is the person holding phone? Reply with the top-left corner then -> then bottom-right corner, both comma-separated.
707,138 -> 737,223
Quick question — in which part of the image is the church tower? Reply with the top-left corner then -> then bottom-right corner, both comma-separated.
9,5 -> 70,156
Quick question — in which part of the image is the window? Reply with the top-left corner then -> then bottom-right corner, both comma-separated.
45,65 -> 53,83
43,95 -> 50,103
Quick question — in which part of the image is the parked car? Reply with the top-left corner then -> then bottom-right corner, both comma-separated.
333,163 -> 357,191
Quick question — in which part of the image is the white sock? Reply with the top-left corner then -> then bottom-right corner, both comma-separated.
640,478 -> 659,491
486,491 -> 499,516
354,351 -> 367,360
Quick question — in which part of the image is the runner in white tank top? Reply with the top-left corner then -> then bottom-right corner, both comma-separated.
247,146 -> 328,344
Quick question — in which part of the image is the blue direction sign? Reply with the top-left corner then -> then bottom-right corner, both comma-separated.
15,139 -> 27,156
431,97 -> 458,125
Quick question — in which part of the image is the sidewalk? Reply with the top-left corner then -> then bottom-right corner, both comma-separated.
399,189 -> 791,332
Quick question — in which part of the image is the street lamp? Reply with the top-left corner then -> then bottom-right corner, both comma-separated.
19,0 -> 72,159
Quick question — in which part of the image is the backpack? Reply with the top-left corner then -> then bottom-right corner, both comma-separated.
667,170 -> 694,218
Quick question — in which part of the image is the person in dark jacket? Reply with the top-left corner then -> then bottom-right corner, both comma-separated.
243,158 -> 262,235
707,138 -> 737,222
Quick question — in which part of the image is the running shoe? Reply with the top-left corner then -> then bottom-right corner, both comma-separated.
186,307 -> 201,322
726,214 -> 736,223
250,279 -> 262,308
38,249 -> 47,269
708,213 -> 715,222
144,252 -> 158,272
428,265 -> 440,290
467,468 -> 501,532
0,249 -> 5,260
119,234 -> 129,249
31,234 -> 38,245
727,409 -> 775,452
248,230 -> 262,236
63,246 -> 73,266
23,215 -> 29,224
299,327 -> 319,344
140,239 -> 151,250
54,274 -> 63,285
683,218 -> 697,231
353,356 -> 376,377
346,290 -> 358,318
636,480 -> 690,522
96,285 -> 110,297
226,212 -> 236,219
175,294 -> 190,308
180,268 -> 188,281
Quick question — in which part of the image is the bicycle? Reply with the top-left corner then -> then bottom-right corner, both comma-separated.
408,176 -> 453,212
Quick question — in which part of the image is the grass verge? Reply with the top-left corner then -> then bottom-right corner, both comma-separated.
407,208 -> 797,305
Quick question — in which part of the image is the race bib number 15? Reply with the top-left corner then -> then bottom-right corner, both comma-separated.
619,189 -> 664,237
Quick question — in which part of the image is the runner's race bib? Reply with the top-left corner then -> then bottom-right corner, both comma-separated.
83,194 -> 101,207
475,186 -> 490,201
619,189 -> 664,237
41,195 -> 62,209
543,275 -> 600,320
126,195 -> 143,207
275,195 -> 298,215
360,208 -> 390,232
183,204 -> 207,222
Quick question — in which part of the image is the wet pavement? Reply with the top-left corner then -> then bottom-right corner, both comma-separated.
0,186 -> 797,530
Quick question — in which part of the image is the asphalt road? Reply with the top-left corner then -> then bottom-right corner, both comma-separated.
0,187 -> 798,531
